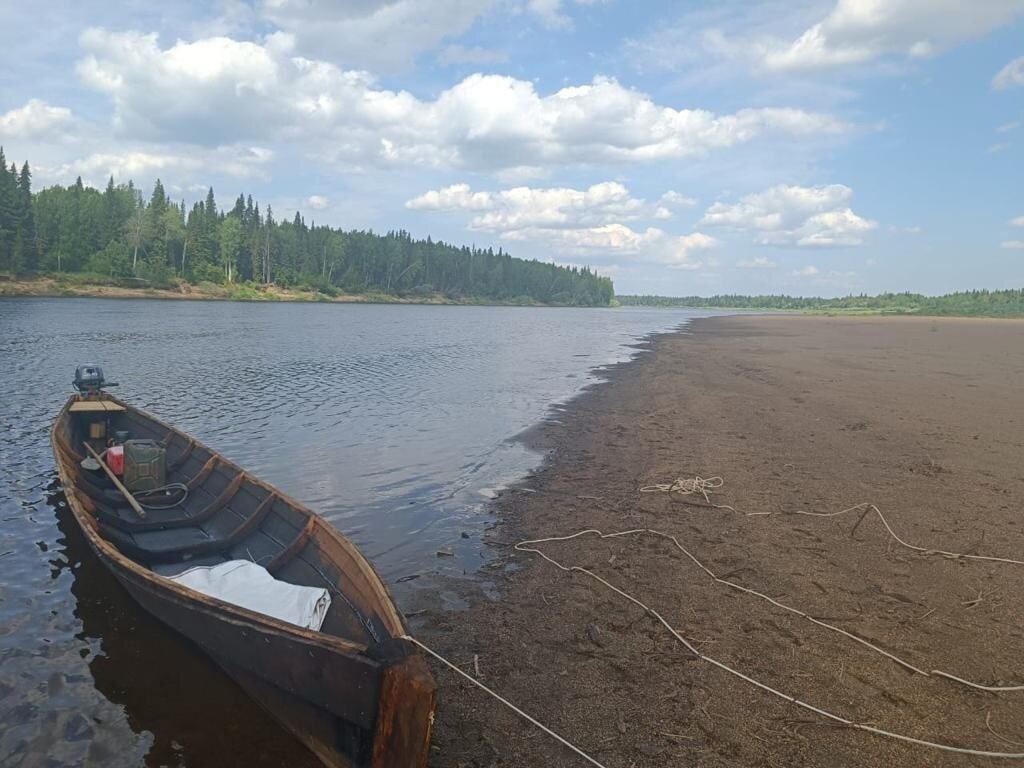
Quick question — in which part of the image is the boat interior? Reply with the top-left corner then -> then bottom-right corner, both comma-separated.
53,397 -> 394,653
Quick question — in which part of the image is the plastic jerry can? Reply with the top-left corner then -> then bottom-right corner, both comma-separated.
106,445 -> 125,475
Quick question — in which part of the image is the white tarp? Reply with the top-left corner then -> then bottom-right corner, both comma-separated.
169,560 -> 332,631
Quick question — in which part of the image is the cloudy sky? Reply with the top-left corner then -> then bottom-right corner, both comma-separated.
1,0 -> 1022,296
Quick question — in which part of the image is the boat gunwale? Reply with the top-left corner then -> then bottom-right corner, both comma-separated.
50,393 -> 408,659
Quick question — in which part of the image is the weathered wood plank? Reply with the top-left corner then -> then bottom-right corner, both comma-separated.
370,652 -> 436,768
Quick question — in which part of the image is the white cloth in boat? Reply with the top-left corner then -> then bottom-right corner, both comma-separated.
168,560 -> 332,631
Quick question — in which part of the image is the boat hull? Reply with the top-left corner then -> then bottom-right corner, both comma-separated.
51,395 -> 435,768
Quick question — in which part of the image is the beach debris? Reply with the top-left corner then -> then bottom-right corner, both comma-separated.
586,623 -> 604,647
436,549 -> 455,558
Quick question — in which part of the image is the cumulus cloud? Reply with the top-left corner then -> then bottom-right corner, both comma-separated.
701,184 -> 876,247
38,145 -> 273,186
737,256 -> 777,269
629,1 -> 1024,78
1001,240 -> 1024,249
764,0 -> 1024,72
257,0 -> 491,73
793,265 -> 819,276
994,56 -> 1024,89
1010,216 -> 1024,227
407,181 -> 673,229
407,180 -> 717,267
75,29 -> 850,175
0,99 -> 76,141
307,194 -> 329,210
515,226 -> 717,269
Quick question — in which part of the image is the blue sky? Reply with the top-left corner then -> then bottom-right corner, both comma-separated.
0,0 -> 1022,296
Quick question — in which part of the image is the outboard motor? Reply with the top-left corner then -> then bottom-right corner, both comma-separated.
73,364 -> 117,395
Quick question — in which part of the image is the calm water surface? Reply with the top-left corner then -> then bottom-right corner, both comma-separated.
0,298 -> 718,766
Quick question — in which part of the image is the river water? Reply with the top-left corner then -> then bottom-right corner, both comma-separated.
0,298 -> 718,766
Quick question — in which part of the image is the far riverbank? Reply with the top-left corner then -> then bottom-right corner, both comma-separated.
0,276 -> 606,307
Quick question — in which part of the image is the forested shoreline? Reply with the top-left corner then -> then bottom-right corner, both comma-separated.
618,290 -> 1024,317
0,149 -> 614,306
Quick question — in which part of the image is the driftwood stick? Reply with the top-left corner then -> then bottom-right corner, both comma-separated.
83,442 -> 146,519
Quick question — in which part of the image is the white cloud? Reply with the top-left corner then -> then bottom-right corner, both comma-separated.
38,145 -> 273,187
307,194 -> 329,210
407,180 -> 717,267
659,190 -> 698,207
793,265 -> 819,276
257,0 -> 492,73
0,99 -> 76,141
764,0 -> 1024,73
1001,240 -> 1024,249
997,121 -> 1021,133
1009,216 -> 1024,227
737,256 -> 777,269
75,29 -> 851,175
406,183 -> 494,211
408,181 -> 675,230
517,226 -> 717,269
994,56 -> 1024,90
630,1 -> 1024,78
701,184 -> 877,247
437,44 -> 509,66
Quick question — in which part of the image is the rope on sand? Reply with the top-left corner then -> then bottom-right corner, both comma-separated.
403,634 -> 609,768
641,478 -> 1024,692
515,530 -> 1024,760
791,501 -> 1024,568
641,475 -> 770,515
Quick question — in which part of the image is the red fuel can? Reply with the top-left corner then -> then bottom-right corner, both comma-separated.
106,445 -> 125,475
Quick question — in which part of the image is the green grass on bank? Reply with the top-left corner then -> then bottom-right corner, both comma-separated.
0,273 -> 569,307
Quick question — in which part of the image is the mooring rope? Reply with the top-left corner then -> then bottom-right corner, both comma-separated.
409,477 -> 1024,764
640,479 -> 1024,692
518,525 -> 1024,693
403,634 -> 609,768
514,532 -> 1024,760
791,502 -> 1024,568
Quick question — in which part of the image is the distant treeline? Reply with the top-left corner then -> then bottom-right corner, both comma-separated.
0,148 -> 613,306
618,290 -> 1024,316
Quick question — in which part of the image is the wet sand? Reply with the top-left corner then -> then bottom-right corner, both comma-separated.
422,314 -> 1024,767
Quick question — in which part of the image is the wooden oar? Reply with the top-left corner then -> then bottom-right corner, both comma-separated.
83,442 -> 147,519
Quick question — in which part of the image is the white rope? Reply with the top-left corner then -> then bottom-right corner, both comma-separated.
791,502 -> 1024,567
514,533 -> 1024,759
641,474 -> 770,515
517,527 -> 1024,692
403,634 -> 609,768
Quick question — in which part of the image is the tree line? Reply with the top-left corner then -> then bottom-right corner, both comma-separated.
617,290 -> 1024,317
0,149 -> 614,306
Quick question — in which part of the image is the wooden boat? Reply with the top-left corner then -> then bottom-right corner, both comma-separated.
50,385 -> 436,768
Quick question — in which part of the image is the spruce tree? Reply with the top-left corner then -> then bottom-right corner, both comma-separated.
16,162 -> 34,272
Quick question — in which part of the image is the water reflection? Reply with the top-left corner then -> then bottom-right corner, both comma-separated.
49,483 -> 319,768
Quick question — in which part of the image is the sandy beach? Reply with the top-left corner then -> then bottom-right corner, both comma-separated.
423,314 -> 1024,767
